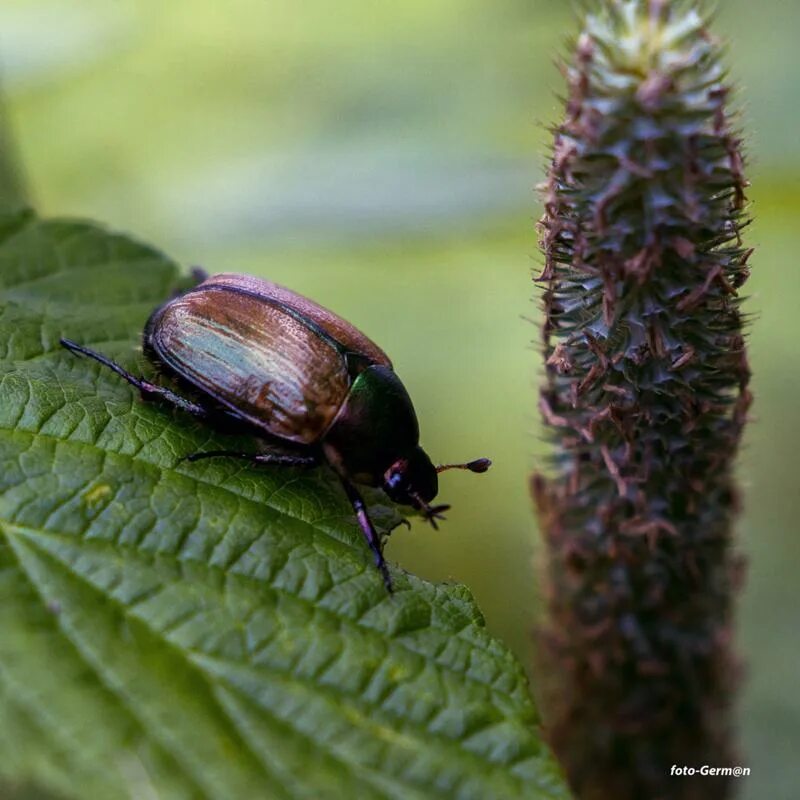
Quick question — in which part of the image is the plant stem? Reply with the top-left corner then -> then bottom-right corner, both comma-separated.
0,83 -> 29,214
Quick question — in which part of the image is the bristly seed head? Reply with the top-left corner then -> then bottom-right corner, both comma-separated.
534,2 -> 752,799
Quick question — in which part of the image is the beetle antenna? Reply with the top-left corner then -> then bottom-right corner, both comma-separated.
436,457 -> 492,474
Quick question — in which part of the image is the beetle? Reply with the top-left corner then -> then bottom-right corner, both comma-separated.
60,273 -> 490,591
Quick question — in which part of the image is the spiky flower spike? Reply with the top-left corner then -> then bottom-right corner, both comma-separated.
534,2 -> 752,798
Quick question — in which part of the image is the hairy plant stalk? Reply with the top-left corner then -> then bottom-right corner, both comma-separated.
533,2 -> 752,799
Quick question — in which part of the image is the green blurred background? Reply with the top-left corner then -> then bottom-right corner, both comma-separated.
1,0 -> 797,797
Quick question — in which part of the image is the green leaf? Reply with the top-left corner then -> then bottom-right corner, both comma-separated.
0,211 -> 568,800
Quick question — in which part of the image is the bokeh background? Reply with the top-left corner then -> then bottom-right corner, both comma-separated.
1,1 -> 797,797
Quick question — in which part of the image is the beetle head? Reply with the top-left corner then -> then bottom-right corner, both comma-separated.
382,447 -> 449,526
383,446 -> 437,504
383,449 -> 493,529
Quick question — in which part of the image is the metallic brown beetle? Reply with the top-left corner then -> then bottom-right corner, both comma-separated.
61,273 -> 490,591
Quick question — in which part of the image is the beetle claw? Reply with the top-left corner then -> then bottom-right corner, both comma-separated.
423,503 -> 451,530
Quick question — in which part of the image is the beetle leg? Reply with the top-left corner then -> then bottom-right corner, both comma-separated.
189,266 -> 209,285
169,267 -> 208,298
183,449 -> 319,467
60,338 -> 209,419
337,476 -> 393,593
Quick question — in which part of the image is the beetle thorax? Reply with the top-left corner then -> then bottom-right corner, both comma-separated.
321,364 -> 428,491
